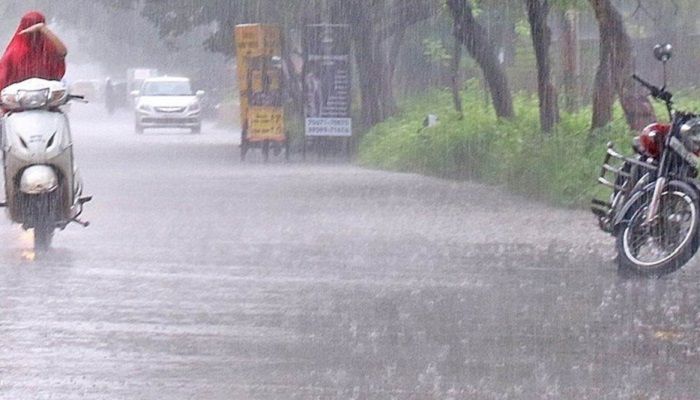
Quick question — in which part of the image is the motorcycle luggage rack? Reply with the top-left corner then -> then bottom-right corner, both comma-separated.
592,142 -> 657,232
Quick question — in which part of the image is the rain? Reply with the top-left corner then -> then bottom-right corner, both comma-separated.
0,0 -> 699,398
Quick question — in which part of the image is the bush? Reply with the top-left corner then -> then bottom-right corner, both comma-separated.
359,84 -> 633,207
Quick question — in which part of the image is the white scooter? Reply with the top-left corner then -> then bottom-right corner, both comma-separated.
0,78 -> 91,251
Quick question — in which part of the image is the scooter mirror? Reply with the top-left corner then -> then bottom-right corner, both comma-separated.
654,43 -> 673,62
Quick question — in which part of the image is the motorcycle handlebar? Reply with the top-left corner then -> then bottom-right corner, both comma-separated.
632,74 -> 655,91
632,74 -> 673,103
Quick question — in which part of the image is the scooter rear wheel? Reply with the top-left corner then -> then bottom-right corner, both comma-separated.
34,225 -> 53,253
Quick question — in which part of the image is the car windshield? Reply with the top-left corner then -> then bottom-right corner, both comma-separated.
141,81 -> 192,96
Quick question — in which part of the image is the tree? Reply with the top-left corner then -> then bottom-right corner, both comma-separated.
525,0 -> 558,133
450,35 -> 464,118
588,0 -> 655,131
447,0 -> 514,119
93,0 -> 435,128
334,0 -> 437,128
557,8 -> 579,112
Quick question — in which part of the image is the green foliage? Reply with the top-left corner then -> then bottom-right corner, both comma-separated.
359,83 -> 633,207
422,38 -> 453,67
514,19 -> 531,39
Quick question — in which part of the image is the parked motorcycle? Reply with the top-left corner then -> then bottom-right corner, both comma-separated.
0,78 -> 91,252
593,44 -> 700,276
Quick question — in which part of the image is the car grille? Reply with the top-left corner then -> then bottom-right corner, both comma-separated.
154,107 -> 186,113
142,117 -> 198,124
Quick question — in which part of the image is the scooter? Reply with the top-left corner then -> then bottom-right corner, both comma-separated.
0,78 -> 91,251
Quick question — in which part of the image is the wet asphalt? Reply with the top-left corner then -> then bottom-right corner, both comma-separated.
0,105 -> 699,399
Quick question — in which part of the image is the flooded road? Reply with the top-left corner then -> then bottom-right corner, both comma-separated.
0,106 -> 699,399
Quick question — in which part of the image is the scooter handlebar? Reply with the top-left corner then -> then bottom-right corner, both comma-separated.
68,94 -> 88,103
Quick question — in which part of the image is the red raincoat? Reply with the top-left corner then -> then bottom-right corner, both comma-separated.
0,11 -> 66,91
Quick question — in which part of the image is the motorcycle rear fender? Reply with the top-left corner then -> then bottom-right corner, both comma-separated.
612,180 -> 700,234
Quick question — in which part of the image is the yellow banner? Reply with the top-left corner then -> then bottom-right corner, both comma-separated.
235,24 -> 285,142
249,107 -> 284,140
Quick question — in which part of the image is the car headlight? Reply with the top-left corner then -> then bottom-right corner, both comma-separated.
188,102 -> 201,112
138,104 -> 152,113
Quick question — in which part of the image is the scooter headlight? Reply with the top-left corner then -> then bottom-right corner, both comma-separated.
16,88 -> 50,109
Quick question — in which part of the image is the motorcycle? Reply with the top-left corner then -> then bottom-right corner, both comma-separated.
0,78 -> 91,252
593,44 -> 700,276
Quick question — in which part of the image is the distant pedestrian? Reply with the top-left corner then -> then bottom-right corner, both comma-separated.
105,77 -> 116,115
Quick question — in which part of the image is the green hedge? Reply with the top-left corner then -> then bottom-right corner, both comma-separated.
359,83 -> 634,207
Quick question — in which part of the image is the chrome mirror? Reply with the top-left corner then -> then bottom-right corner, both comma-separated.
654,44 -> 673,62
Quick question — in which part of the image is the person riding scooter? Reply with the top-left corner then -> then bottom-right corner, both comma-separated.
0,11 -> 90,252
0,11 -> 67,92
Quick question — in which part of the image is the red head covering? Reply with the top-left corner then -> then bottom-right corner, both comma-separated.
0,11 -> 66,90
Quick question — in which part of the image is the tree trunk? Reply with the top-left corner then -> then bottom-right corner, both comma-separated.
451,36 -> 464,118
589,0 -> 655,131
591,16 -> 615,130
383,26 -> 406,117
447,0 -> 514,119
525,0 -> 558,133
354,33 -> 384,127
559,9 -> 579,112
341,0 -> 398,128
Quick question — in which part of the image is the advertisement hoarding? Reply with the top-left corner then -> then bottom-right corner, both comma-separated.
234,24 -> 285,142
303,24 -> 352,138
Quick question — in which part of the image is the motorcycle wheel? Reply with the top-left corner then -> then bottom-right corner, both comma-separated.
616,181 -> 700,276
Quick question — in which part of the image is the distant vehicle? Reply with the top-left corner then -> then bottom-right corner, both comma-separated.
132,77 -> 205,134
69,79 -> 102,103
126,68 -> 158,103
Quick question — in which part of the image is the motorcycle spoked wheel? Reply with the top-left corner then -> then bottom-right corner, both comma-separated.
616,181 -> 700,277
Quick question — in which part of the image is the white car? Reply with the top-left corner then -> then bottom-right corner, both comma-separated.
132,77 -> 204,134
